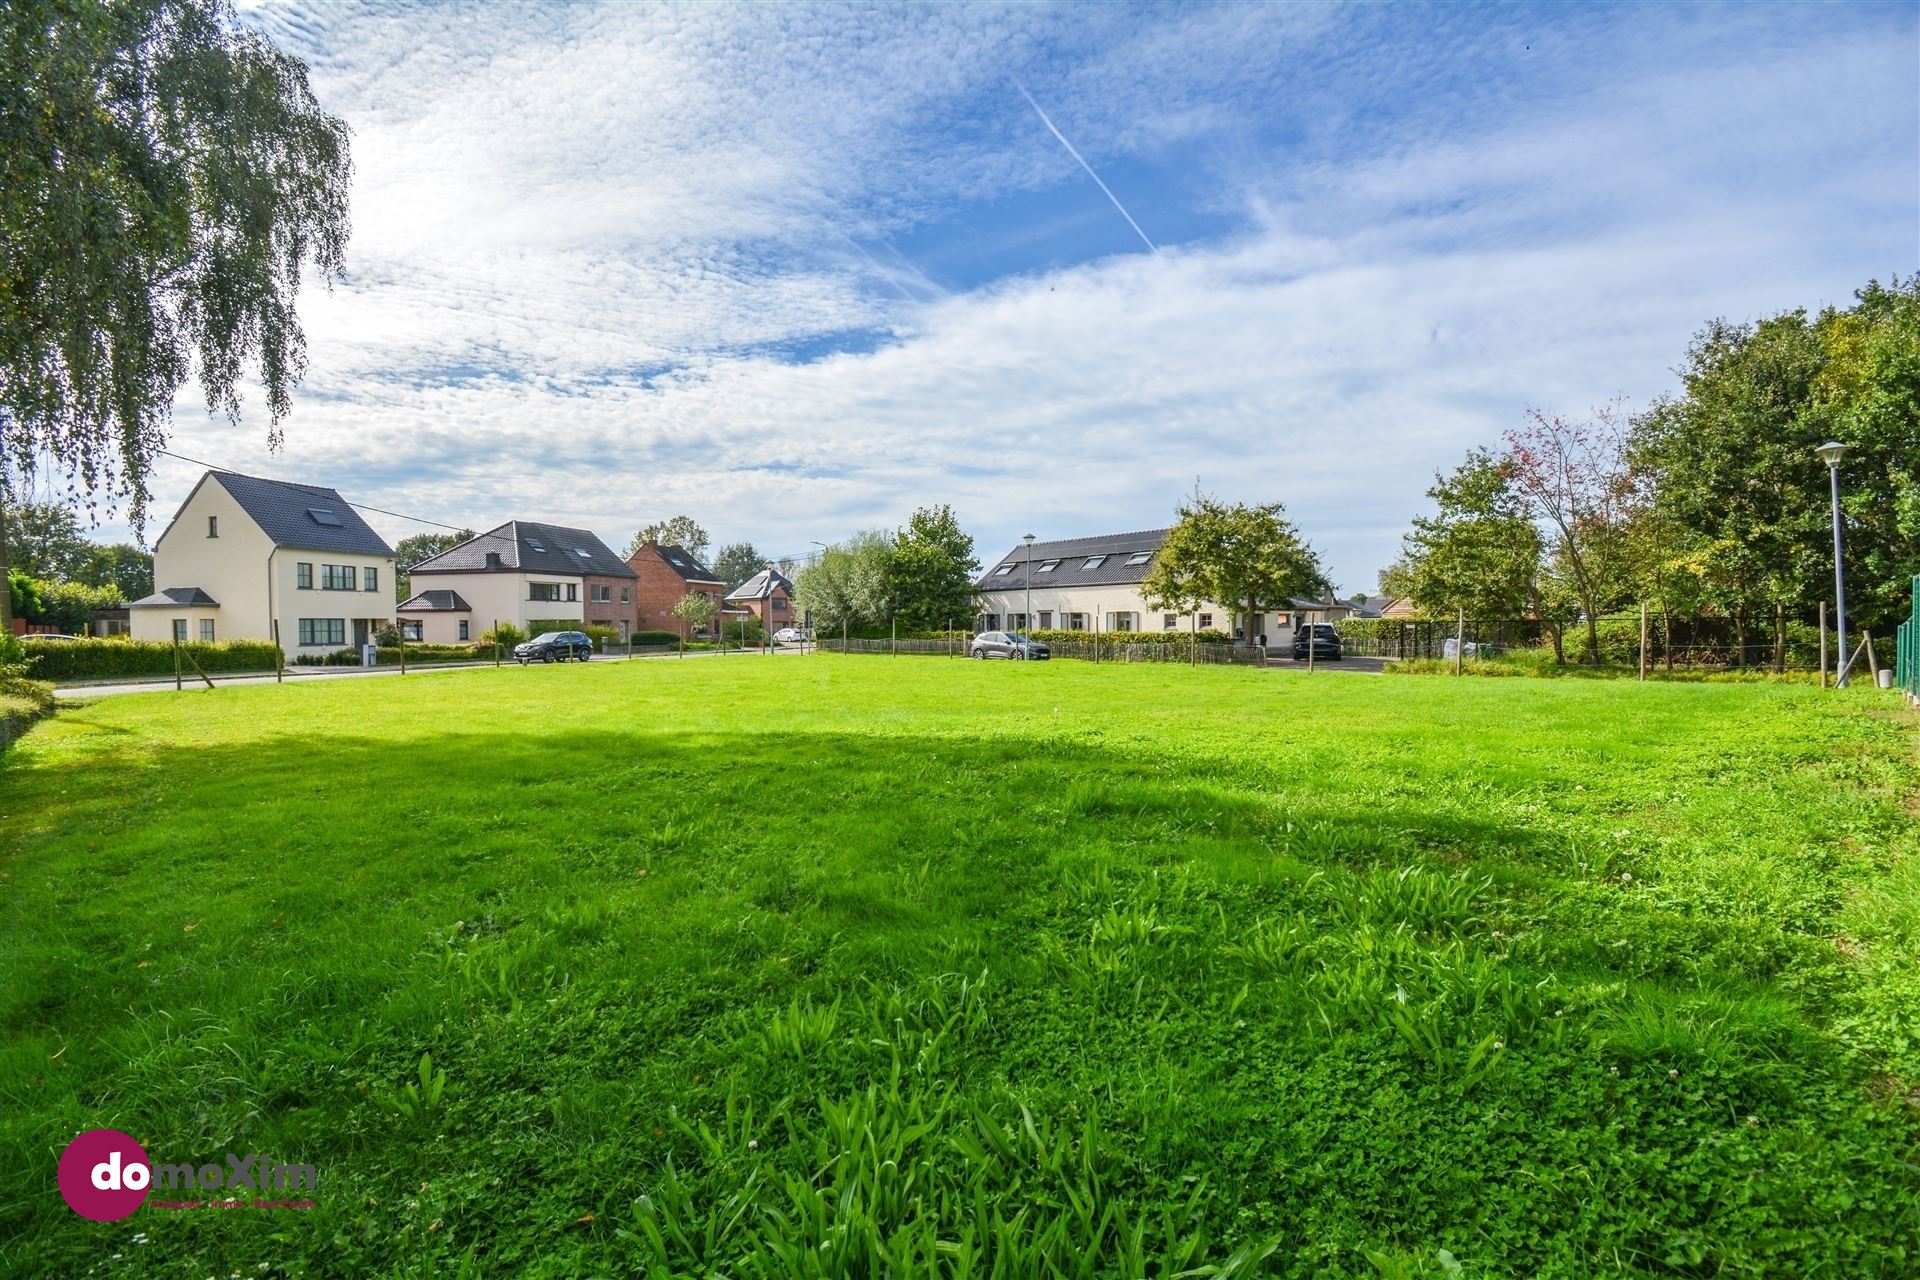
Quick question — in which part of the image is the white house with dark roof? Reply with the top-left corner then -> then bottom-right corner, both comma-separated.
974,528 -> 1343,644
400,520 -> 636,642
131,471 -> 397,654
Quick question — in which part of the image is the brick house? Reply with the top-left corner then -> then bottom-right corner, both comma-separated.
625,541 -> 727,638
726,566 -> 797,630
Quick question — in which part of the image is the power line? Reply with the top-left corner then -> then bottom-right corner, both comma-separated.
158,448 -> 469,532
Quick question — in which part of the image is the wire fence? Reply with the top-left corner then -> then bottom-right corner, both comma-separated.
1336,614 -> 1846,671
1897,577 -> 1919,700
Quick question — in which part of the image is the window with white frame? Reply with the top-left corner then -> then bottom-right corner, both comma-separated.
1198,613 -> 1213,629
1126,552 -> 1152,566
1082,555 -> 1107,570
172,619 -> 187,643
1110,612 -> 1136,632
199,619 -> 215,642
1037,559 -> 1059,572
1067,612 -> 1087,631
993,564 -> 1016,576
1164,614 -> 1178,629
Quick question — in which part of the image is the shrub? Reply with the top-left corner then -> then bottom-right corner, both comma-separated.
480,622 -> 527,647
526,618 -> 582,636
721,618 -> 765,646
583,625 -> 620,651
22,638 -> 282,680
1024,628 -> 1235,648
0,671 -> 54,752
632,629 -> 681,646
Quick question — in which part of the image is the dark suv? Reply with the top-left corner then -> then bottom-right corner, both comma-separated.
1292,623 -> 1342,661
969,631 -> 1050,660
514,631 -> 594,664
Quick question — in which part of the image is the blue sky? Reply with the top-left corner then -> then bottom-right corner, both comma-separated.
130,0 -> 1918,588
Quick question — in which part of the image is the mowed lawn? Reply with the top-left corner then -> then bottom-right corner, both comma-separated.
3,657 -> 1918,1277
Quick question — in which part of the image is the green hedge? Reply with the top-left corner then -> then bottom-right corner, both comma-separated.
1,674 -> 55,752
1024,628 -> 1235,648
23,638 -> 282,680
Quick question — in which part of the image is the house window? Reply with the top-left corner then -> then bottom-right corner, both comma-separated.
1039,611 -> 1053,628
530,582 -> 563,602
773,597 -> 787,612
620,587 -> 630,603
363,566 -> 379,592
1067,613 -> 1086,631
321,564 -> 356,591
1082,555 -> 1107,570
566,583 -> 579,602
1198,613 -> 1213,629
457,620 -> 470,641
296,562 -> 313,589
207,516 -> 218,538
985,614 -> 1000,630
590,585 -> 611,603
298,618 -> 346,646
993,564 -> 1015,576
1012,613 -> 1028,630
1111,612 -> 1136,632
1126,551 -> 1152,567
1275,613 -> 1291,626
172,619 -> 188,643
199,619 -> 215,642
1037,559 -> 1059,573
1164,614 -> 1179,630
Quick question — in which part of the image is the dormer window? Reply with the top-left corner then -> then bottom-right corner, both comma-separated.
207,516 -> 218,538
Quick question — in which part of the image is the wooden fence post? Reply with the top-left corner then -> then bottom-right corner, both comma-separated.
1455,608 -> 1465,676
1820,601 -> 1828,688
272,620 -> 283,683
173,639 -> 182,691
1638,602 -> 1648,682
494,620 -> 501,667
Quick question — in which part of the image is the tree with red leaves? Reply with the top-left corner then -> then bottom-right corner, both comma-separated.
1503,403 -> 1639,663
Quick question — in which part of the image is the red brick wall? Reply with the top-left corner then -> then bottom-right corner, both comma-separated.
582,574 -> 636,632
735,588 -> 795,626
625,543 -> 724,637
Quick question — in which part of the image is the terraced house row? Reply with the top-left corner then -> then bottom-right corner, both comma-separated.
133,469 -> 742,657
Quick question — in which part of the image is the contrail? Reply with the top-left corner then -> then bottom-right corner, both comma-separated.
1015,81 -> 1158,255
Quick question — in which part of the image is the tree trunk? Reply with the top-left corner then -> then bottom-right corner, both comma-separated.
1582,607 -> 1601,666
0,492 -> 10,632
1731,608 -> 1746,669
1661,603 -> 1674,671
1772,603 -> 1786,674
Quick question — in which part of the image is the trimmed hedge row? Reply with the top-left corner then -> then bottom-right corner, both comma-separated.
23,638 -> 282,679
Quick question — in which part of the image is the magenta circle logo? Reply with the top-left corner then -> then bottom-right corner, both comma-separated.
58,1129 -> 151,1221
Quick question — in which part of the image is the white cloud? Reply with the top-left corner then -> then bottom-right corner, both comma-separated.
122,1 -> 1917,592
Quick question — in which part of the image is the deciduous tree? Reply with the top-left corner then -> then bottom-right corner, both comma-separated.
1,0 -> 352,626
1142,490 -> 1328,641
711,542 -> 765,591
627,517 -> 710,562
887,505 -> 979,631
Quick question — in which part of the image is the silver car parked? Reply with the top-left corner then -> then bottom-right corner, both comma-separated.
969,630 -> 1050,660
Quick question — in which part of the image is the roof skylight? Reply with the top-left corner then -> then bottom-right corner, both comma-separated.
1082,555 -> 1107,569
1125,551 -> 1152,566
306,508 -> 344,527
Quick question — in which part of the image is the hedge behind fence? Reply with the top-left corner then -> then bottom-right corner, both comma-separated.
23,639 -> 282,679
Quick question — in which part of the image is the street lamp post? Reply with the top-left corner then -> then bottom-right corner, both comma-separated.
1817,441 -> 1849,687
1022,533 -> 1036,634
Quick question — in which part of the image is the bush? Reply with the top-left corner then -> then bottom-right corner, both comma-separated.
583,625 -> 620,651
22,638 -> 282,680
1024,628 -> 1234,648
480,622 -> 527,647
720,618 -> 765,646
0,671 -> 54,752
632,629 -> 681,646
526,618 -> 583,636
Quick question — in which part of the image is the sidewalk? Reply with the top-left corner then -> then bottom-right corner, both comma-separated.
54,645 -> 809,699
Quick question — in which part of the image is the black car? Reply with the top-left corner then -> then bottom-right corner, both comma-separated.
969,630 -> 1050,660
514,631 -> 594,664
1292,623 -> 1342,661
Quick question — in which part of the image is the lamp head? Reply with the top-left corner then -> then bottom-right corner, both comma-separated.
1815,441 -> 1848,467
1023,533 -> 1035,546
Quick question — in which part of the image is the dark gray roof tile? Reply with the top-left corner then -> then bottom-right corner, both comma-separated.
396,590 -> 473,613
411,521 -> 636,578
130,586 -> 219,608
208,472 -> 394,557
976,529 -> 1168,592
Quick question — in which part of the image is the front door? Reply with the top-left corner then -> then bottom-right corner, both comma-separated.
353,619 -> 370,646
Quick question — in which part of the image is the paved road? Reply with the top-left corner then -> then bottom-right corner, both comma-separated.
54,646 -> 806,699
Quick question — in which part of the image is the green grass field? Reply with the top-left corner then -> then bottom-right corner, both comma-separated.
3,657 -> 1917,1277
